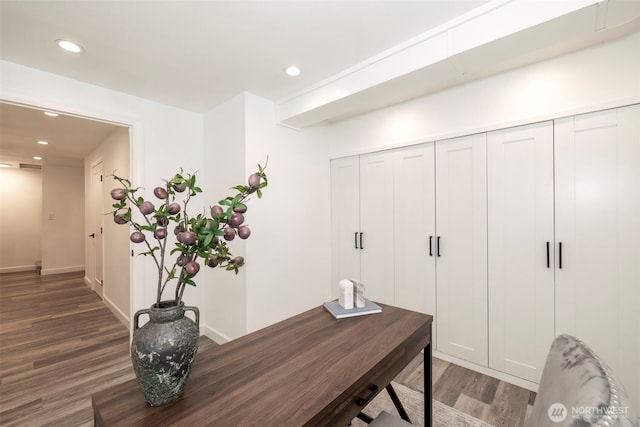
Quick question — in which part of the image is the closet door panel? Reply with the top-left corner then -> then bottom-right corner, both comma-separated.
393,144 -> 436,318
555,104 -> 640,412
435,133 -> 488,366
330,156 -> 360,298
487,122 -> 554,383
359,151 -> 395,305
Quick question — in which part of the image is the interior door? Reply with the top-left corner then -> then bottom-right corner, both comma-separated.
359,151 -> 395,305
435,133 -> 488,366
91,161 -> 104,299
330,156 -> 361,298
393,143 -> 436,317
487,121 -> 555,382
555,104 -> 640,409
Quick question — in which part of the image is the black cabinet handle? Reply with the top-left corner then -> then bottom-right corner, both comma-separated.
359,232 -> 364,250
436,236 -> 441,257
429,236 -> 433,256
355,383 -> 379,406
355,232 -> 358,249
558,242 -> 563,269
89,233 -> 95,238
546,241 -> 550,268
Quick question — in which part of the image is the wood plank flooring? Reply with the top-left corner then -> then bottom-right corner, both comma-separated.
395,355 -> 536,427
1,271 -> 535,426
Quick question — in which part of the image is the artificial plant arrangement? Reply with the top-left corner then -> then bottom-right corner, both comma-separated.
109,164 -> 268,307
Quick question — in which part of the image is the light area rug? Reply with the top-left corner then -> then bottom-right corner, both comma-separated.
350,382 -> 494,427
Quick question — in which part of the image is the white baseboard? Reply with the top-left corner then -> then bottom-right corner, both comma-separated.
83,275 -> 92,288
433,350 -> 539,393
103,296 -> 130,329
0,265 -> 37,273
202,324 -> 231,344
41,265 -> 84,276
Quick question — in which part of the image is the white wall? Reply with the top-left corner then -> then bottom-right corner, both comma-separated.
323,31 -> 640,158
199,93 -> 331,340
85,126 -> 131,323
201,93 -> 248,341
244,93 -> 331,332
0,168 -> 42,272
1,60 -> 203,322
41,165 -> 84,275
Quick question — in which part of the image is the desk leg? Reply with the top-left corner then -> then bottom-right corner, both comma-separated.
425,323 -> 432,427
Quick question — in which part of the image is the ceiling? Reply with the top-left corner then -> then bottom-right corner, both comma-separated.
0,0 -> 489,167
1,1 -> 639,167
0,0 -> 489,112
0,102 -> 125,168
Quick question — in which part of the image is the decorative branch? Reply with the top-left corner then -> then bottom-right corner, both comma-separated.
108,162 -> 268,307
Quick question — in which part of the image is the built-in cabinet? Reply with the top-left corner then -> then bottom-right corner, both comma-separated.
330,104 -> 639,408
358,152 -> 395,304
487,121 -> 555,383
434,134 -> 488,367
554,106 -> 640,406
330,146 -> 435,314
392,144 -> 435,316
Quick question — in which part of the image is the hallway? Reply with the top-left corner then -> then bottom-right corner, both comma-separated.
0,271 -> 133,426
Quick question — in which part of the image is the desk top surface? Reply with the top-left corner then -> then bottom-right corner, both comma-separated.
92,303 -> 432,426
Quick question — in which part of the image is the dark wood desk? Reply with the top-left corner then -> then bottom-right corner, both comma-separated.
92,303 -> 433,426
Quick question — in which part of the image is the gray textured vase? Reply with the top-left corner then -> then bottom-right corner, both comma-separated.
131,300 -> 199,406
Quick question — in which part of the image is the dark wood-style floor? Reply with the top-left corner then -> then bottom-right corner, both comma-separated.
0,271 -> 534,426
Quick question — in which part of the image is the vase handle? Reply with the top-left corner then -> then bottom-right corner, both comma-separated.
184,306 -> 200,328
133,308 -> 150,332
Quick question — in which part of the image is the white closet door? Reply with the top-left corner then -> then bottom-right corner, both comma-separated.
330,156 -> 360,298
487,121 -> 555,383
435,133 -> 488,366
393,144 -> 436,318
555,104 -> 640,411
359,151 -> 395,305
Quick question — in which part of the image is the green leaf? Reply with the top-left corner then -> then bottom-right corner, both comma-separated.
203,232 -> 215,247
257,189 -> 263,198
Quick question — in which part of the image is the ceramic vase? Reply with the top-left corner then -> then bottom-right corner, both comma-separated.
131,300 -> 199,406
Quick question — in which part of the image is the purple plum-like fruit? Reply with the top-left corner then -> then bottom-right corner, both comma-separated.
248,173 -> 260,189
233,256 -> 245,266
130,231 -> 145,243
110,188 -> 126,200
168,203 -> 181,215
154,228 -> 167,240
207,258 -> 219,268
233,203 -> 247,213
139,201 -> 155,215
181,231 -> 197,245
223,226 -> 235,241
210,205 -> 224,218
185,261 -> 200,275
173,183 -> 186,193
238,225 -> 251,239
229,212 -> 244,227
153,186 -> 168,199
114,214 -> 127,224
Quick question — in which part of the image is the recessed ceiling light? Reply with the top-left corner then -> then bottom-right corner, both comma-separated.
33,156 -> 43,161
285,65 -> 301,77
0,163 -> 11,168
55,39 -> 84,54
37,140 -> 49,145
44,111 -> 59,117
